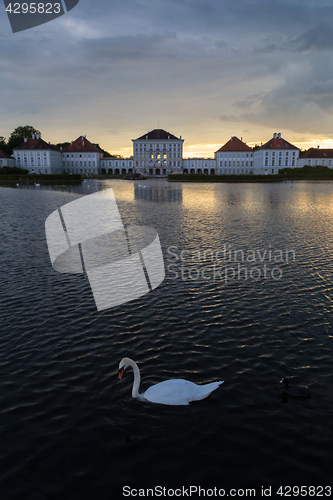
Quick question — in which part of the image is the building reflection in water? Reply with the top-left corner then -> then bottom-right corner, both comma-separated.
134,184 -> 182,203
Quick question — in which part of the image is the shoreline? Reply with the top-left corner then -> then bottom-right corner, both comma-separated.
168,174 -> 333,183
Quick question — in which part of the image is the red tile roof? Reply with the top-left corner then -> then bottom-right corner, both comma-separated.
299,148 -> 333,159
0,150 -> 14,159
14,138 -> 60,152
62,136 -> 101,153
134,129 -> 181,141
258,136 -> 299,150
215,136 -> 252,153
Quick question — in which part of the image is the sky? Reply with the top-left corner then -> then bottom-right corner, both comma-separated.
1,0 -> 333,157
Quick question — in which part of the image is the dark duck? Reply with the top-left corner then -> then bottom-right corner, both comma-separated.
280,378 -> 311,398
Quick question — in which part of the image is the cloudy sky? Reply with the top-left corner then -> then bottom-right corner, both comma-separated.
1,0 -> 333,156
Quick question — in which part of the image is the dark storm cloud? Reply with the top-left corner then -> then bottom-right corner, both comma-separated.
290,24 -> 333,52
1,0 -> 333,143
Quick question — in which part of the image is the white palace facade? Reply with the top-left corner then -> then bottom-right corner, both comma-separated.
9,127 -> 333,176
100,129 -> 300,176
13,134 -> 62,174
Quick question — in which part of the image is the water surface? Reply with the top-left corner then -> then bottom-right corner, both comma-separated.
0,179 -> 332,499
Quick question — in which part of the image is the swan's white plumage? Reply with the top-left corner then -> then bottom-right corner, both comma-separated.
143,379 -> 223,405
118,357 -> 223,406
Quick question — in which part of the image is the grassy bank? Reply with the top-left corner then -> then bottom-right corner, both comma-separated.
169,166 -> 333,183
168,173 -> 333,183
0,174 -> 82,185
87,174 -> 122,179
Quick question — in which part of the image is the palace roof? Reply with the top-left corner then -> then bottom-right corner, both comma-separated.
257,134 -> 299,150
133,129 -> 181,141
299,148 -> 333,159
14,137 -> 60,152
215,137 -> 252,153
62,136 -> 101,153
0,150 -> 15,159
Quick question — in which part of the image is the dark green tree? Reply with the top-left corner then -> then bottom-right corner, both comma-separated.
56,142 -> 70,150
0,136 -> 9,154
0,166 -> 29,175
7,125 -> 41,154
93,143 -> 118,158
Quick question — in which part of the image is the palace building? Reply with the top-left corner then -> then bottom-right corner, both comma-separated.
0,150 -> 15,168
132,129 -> 184,175
253,133 -> 300,175
9,128 -> 331,176
13,134 -> 62,174
298,148 -> 333,168
62,136 -> 103,175
215,136 -> 254,175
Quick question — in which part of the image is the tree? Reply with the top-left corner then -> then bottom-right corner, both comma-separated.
56,142 -> 70,150
92,143 -> 118,158
0,166 -> 29,175
0,136 -> 9,154
7,125 -> 41,154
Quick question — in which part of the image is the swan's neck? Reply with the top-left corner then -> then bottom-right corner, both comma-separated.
128,359 -> 141,398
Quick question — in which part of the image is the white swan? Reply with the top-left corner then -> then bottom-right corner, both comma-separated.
118,357 -> 224,406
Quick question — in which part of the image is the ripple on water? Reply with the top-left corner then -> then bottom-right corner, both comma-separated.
0,182 -> 333,497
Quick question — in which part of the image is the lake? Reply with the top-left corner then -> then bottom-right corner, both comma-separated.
0,179 -> 332,499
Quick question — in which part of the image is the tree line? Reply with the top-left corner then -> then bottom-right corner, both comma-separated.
1,125 -> 40,155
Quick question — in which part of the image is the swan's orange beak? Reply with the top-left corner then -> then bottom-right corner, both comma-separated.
118,368 -> 124,380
